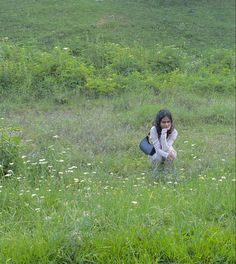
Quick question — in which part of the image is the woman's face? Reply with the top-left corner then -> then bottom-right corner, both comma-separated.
160,116 -> 171,130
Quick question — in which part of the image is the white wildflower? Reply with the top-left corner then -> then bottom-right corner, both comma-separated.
39,161 -> 48,165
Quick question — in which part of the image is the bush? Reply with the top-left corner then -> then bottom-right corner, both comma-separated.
0,127 -> 22,178
0,41 -> 235,99
147,45 -> 187,74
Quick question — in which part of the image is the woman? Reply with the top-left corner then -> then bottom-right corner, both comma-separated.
149,109 -> 178,166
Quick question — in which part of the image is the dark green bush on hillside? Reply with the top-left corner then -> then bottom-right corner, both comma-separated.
204,49 -> 235,73
147,46 -> 186,73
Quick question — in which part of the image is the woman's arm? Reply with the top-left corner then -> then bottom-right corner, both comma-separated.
160,129 -> 178,152
150,126 -> 169,159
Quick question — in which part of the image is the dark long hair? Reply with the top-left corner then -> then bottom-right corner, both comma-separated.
153,109 -> 174,138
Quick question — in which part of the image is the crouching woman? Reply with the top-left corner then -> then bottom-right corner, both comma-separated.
149,109 -> 178,170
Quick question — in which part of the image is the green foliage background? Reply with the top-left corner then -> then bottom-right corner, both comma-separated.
0,0 -> 235,263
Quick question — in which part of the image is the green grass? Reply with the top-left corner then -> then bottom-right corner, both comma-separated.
0,0 -> 235,263
0,0 -> 235,50
0,89 -> 235,263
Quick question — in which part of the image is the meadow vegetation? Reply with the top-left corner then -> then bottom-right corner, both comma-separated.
0,0 -> 235,263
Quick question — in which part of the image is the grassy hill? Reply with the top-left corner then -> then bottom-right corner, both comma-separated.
0,0 -> 235,50
0,0 -> 235,263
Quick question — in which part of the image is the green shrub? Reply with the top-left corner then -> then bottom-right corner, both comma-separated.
204,49 -> 235,72
86,74 -> 120,95
0,127 -> 22,178
0,41 -> 235,99
147,45 -> 187,74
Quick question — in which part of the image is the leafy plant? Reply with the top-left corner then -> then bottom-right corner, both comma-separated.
0,127 -> 22,178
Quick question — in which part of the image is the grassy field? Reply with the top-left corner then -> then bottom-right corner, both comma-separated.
0,0 -> 235,263
0,0 -> 235,50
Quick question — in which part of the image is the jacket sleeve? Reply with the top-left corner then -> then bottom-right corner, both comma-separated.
150,126 -> 169,159
160,129 -> 178,152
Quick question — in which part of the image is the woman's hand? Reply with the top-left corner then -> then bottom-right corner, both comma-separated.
167,151 -> 175,161
161,128 -> 168,134
162,126 -> 171,134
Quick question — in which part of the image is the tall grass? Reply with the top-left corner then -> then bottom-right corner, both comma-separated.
0,0 -> 235,262
0,88 -> 235,263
